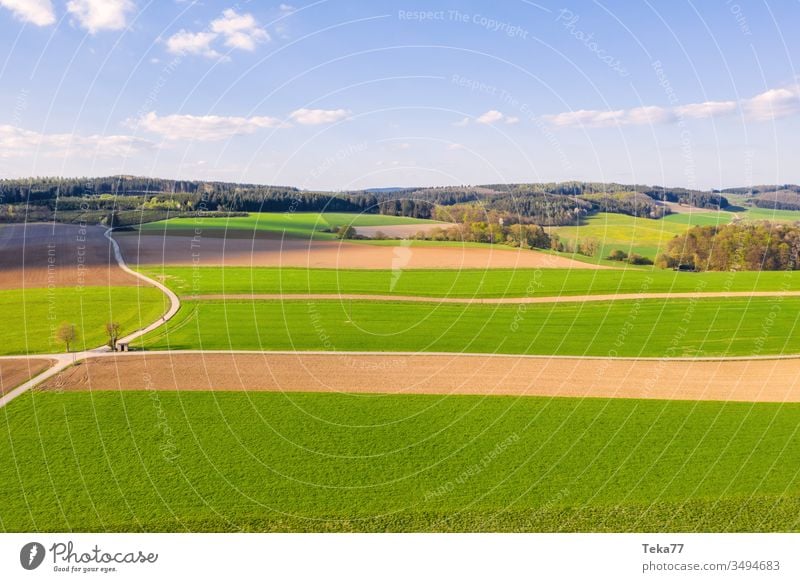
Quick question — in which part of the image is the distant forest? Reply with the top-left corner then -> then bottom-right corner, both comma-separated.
0,175 -> 734,227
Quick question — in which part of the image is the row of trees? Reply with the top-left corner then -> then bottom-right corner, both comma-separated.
657,223 -> 800,271
55,321 -> 122,352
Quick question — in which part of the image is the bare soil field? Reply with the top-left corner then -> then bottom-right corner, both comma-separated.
0,223 -> 140,289
115,232 -> 604,270
354,223 -> 456,238
36,352 -> 800,403
0,358 -> 53,395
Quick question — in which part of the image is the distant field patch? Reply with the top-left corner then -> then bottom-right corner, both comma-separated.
136,212 -> 439,240
0,287 -> 167,355
138,297 -> 800,357
2,391 -> 799,532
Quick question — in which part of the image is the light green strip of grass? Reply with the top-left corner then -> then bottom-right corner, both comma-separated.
136,212 -> 440,240
0,286 -> 167,355
138,297 -> 800,357
139,266 -> 800,298
2,391 -> 798,532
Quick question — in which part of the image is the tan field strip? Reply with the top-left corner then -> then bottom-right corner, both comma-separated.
115,232 -> 606,270
185,290 -> 800,303
35,352 -> 800,403
0,358 -> 54,396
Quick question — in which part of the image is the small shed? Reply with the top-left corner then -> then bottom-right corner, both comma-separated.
117,342 -> 130,352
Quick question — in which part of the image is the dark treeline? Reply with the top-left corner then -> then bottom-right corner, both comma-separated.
752,189 -> 800,211
1,175 -> 732,226
657,223 -> 800,271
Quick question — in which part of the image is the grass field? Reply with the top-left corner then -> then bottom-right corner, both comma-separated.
141,266 -> 800,298
136,212 -> 439,240
138,297 -> 800,357
0,286 -> 167,355
1,391 -> 798,532
550,208 -> 800,261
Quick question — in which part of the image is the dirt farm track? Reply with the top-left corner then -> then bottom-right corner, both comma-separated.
35,352 -> 800,403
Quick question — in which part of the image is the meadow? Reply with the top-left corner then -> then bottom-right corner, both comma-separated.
136,212 -> 439,240
549,208 -> 800,261
138,297 -> 800,357
141,266 -> 800,298
1,391 -> 798,532
0,287 -> 167,355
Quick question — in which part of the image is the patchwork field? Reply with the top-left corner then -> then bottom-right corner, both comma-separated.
2,391 -> 799,532
0,287 -> 167,355
137,297 -> 800,357
140,266 -> 800,298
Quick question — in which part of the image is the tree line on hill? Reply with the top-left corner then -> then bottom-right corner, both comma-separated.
657,223 -> 800,271
1,176 -> 730,227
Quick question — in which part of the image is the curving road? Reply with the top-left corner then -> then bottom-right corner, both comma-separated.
0,229 -> 181,409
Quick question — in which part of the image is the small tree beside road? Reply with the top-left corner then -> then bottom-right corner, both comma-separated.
105,322 -> 121,351
55,323 -> 77,353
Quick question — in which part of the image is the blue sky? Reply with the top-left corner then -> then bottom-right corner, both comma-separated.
0,0 -> 798,190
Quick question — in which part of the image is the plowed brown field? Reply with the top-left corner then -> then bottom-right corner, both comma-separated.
0,358 -> 53,395
114,232 -> 606,270
36,352 -> 800,403
0,223 -> 140,289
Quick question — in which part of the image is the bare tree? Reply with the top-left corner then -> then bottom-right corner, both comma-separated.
55,323 -> 77,353
105,322 -> 121,351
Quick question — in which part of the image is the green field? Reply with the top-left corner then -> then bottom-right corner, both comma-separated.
549,213 -> 722,260
141,266 -> 800,298
138,297 -> 800,357
136,212 -> 439,240
0,286 -> 167,355
550,208 -> 800,261
2,391 -> 798,532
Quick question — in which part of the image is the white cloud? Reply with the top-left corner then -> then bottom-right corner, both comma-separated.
476,110 -> 504,125
279,4 -> 295,11
452,117 -> 470,127
676,100 -> 737,119
210,8 -> 269,51
625,105 -> 674,125
447,143 -> 466,150
289,108 -> 350,125
0,0 -> 55,26
0,124 -> 151,158
132,111 -> 289,141
743,86 -> 800,121
544,109 -> 626,128
166,9 -> 268,59
166,30 -> 220,59
474,110 -> 520,125
544,86 -> 800,129
66,0 -> 134,33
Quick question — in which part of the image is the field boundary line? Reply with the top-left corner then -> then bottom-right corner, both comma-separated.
183,291 -> 800,304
